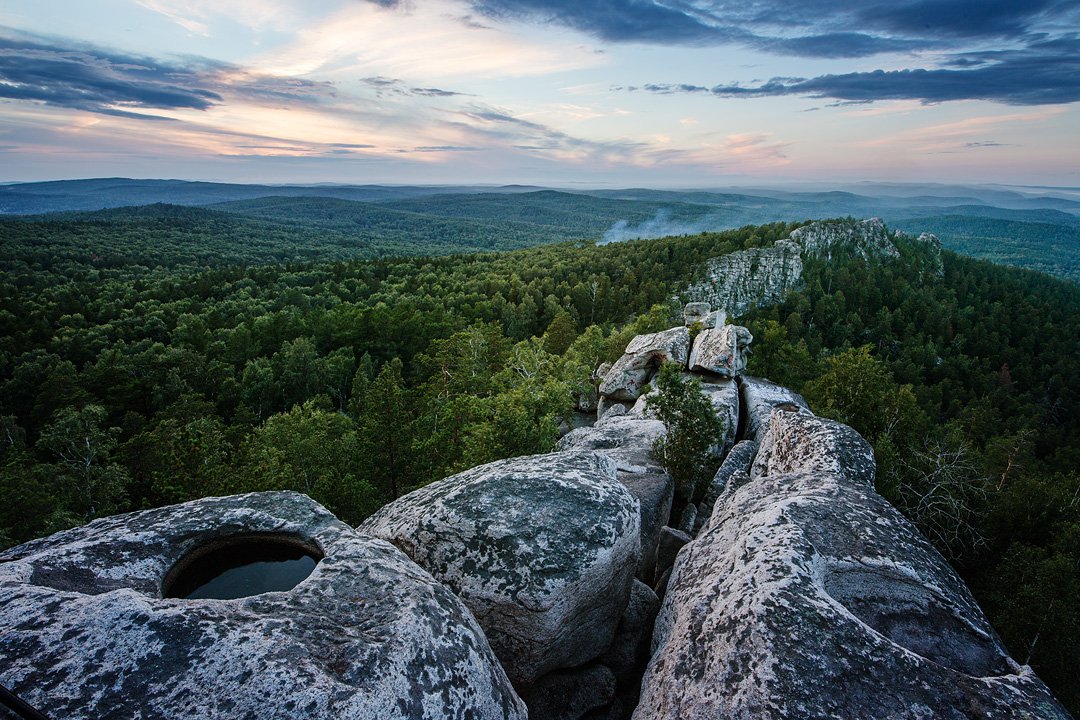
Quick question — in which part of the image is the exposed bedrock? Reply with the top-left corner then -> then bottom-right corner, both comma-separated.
0,492 -> 525,720
599,327 -> 690,402
738,374 -> 812,443
359,451 -> 641,689
751,407 -> 876,487
637,406 -> 1070,719
557,409 -> 673,583
688,324 -> 753,379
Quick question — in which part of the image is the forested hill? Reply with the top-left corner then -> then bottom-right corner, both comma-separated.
4,179 -> 1079,282
1,217 -> 1078,709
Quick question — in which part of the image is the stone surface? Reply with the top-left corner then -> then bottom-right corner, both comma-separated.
599,327 -> 690,401
696,379 -> 740,453
751,408 -> 875,487
739,375 -> 812,443
789,217 -> 900,261
688,325 -> 753,379
558,411 -> 666,475
683,240 -> 803,319
359,452 -> 641,688
600,580 -> 661,680
653,526 -> 691,580
522,664 -> 617,720
0,492 -> 525,720
682,302 -> 711,326
638,424 -> 1069,718
696,439 -> 758,531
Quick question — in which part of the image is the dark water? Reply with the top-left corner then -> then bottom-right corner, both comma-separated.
166,539 -> 319,600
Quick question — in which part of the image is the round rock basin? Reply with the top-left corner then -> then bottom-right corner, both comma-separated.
163,534 -> 322,600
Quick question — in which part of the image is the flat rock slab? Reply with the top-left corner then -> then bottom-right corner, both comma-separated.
638,465 -> 1070,719
600,327 -> 690,402
738,375 -> 812,443
557,411 -> 667,475
752,408 -> 876,487
359,452 -> 641,688
0,492 -> 524,720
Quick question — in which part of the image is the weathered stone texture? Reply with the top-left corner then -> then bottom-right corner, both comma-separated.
789,217 -> 900,260
0,492 -> 525,720
359,452 -> 641,687
683,240 -> 803,318
637,408 -> 1069,720
600,327 -> 690,402
688,325 -> 753,378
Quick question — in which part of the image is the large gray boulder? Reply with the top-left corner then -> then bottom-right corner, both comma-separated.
599,327 -> 690,401
0,492 -> 525,720
637,428 -> 1069,718
359,452 -> 641,688
752,407 -> 876,486
696,379 -> 740,453
682,302 -> 711,326
739,375 -> 812,442
688,325 -> 753,378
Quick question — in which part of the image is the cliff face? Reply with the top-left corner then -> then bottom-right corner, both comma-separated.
683,239 -> 803,318
684,217 -> 939,319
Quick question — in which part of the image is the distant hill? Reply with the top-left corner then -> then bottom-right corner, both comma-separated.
891,215 -> 1080,283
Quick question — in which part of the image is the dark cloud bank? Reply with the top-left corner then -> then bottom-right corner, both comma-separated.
471,0 -> 1080,105
0,29 -> 333,118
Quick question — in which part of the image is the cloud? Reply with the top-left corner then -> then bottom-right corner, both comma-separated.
637,47 -> 1080,105
0,28 -> 335,118
469,0 -> 933,57
361,76 -> 469,98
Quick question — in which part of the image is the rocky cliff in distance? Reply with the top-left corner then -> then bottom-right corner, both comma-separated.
684,217 -> 940,318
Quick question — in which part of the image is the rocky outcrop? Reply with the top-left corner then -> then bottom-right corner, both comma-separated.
739,374 -> 812,442
682,302 -> 711,326
599,327 -> 690,402
359,451 -> 640,688
751,408 -> 876,487
637,401 -> 1070,720
790,217 -> 900,261
0,492 -> 525,720
683,240 -> 803,318
688,325 -> 753,378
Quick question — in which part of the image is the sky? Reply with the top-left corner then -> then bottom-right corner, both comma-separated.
1,0 -> 1078,186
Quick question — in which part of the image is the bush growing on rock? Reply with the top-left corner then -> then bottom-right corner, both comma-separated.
646,363 -> 725,506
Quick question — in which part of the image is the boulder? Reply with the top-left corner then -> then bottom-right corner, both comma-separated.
702,309 -> 726,329
638,445 -> 1069,717
0,492 -> 525,720
696,379 -> 740,452
688,325 -> 753,379
359,452 -> 641,688
599,327 -> 690,402
738,375 -> 812,442
522,664 -> 617,720
752,408 -> 875,487
682,302 -> 711,326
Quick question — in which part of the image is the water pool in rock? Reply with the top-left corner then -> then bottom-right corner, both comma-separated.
164,535 -> 321,600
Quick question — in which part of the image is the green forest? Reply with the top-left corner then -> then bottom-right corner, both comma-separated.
1,215 -> 1078,712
